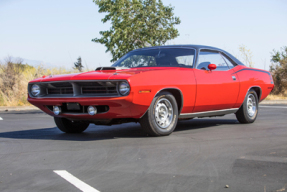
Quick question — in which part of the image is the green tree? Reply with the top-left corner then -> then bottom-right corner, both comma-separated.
270,46 -> 287,95
74,56 -> 84,72
92,0 -> 181,62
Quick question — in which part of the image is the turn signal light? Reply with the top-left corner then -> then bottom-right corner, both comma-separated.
139,90 -> 151,93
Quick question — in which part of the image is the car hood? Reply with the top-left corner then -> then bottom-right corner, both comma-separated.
31,67 -> 178,83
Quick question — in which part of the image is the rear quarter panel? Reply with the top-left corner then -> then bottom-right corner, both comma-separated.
233,66 -> 274,108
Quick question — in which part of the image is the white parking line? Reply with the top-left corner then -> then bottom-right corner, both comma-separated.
260,106 -> 287,109
0,117 -> 3,120
54,170 -> 100,192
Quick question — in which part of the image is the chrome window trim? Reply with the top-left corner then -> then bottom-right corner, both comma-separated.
219,52 -> 232,69
220,52 -> 238,67
113,47 -> 197,69
195,48 -> 238,70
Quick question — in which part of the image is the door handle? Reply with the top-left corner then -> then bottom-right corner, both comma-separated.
232,76 -> 236,81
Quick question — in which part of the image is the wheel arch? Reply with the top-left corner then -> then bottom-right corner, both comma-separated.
249,86 -> 262,101
239,86 -> 262,109
235,86 -> 261,124
139,87 -> 184,119
155,88 -> 184,114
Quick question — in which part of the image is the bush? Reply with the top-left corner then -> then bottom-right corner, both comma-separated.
0,58 -> 77,106
270,46 -> 287,95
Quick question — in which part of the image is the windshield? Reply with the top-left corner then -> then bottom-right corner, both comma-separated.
112,48 -> 195,68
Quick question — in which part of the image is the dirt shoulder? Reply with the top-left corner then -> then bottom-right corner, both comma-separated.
260,99 -> 287,104
0,106 -> 39,112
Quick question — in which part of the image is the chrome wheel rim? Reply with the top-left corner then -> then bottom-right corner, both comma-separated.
247,94 -> 256,117
154,98 -> 173,129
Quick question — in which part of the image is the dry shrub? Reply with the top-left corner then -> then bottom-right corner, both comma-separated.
266,92 -> 287,100
0,58 -> 26,106
0,57 -> 77,106
270,46 -> 287,95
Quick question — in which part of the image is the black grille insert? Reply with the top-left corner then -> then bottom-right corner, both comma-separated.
78,82 -> 118,95
50,82 -> 72,88
47,88 -> 73,95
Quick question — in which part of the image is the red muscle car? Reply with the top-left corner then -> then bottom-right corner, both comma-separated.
28,45 -> 274,136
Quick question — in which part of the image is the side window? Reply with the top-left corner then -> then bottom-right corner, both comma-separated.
221,54 -> 235,69
196,51 -> 229,71
175,55 -> 194,66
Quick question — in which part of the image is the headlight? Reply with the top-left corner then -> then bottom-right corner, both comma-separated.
119,82 -> 130,96
31,84 -> 41,96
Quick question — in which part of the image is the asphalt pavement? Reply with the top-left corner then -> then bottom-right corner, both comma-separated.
0,105 -> 286,192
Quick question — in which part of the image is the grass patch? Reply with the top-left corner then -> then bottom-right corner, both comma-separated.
266,94 -> 287,100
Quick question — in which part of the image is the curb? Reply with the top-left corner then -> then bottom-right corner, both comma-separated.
260,100 -> 287,105
0,106 -> 40,112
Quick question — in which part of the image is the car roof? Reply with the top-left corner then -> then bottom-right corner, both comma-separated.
132,44 -> 244,66
135,44 -> 221,51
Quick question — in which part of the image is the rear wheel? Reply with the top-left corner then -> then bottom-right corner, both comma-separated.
236,89 -> 258,124
54,117 -> 89,133
140,92 -> 178,136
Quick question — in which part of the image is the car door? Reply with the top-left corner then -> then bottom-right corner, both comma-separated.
193,50 -> 239,112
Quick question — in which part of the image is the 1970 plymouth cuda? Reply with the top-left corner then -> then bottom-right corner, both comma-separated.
28,45 -> 274,136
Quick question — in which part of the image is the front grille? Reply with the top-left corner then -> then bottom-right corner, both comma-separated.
82,87 -> 107,94
47,87 -> 73,95
29,81 -> 123,98
82,87 -> 117,94
46,82 -> 74,95
78,82 -> 118,95
50,82 -> 72,88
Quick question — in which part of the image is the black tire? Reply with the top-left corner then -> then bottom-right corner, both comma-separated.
54,117 -> 89,133
236,89 -> 259,124
139,91 -> 178,136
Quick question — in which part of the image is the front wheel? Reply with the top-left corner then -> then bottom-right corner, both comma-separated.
236,89 -> 258,124
54,117 -> 89,133
140,92 -> 178,136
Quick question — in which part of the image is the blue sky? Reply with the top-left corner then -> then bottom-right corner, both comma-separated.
0,0 -> 286,70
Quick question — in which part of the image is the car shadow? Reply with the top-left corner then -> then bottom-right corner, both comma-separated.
0,119 -> 239,141
0,124 -> 145,141
176,118 -> 239,132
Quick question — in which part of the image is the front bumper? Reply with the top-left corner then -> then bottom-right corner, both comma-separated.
27,93 -> 146,120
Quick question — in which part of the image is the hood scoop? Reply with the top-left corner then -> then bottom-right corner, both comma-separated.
95,67 -> 130,71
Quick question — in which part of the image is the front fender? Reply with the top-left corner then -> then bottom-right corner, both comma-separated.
128,68 -> 196,118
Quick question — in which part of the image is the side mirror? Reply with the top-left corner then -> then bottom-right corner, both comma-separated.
208,64 -> 217,71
